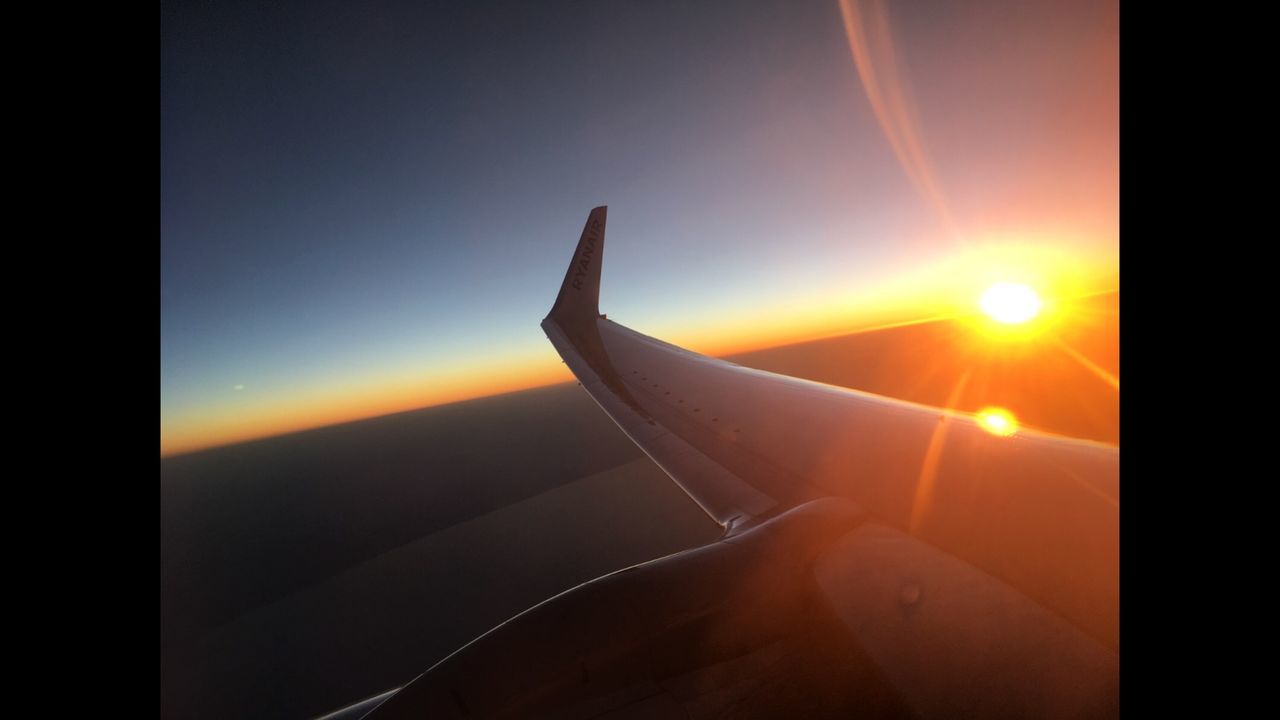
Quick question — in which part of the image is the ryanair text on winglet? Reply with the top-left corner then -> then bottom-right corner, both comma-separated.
571,218 -> 602,290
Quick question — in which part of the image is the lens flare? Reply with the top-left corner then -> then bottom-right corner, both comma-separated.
976,406 -> 1018,437
837,0 -> 960,238
980,283 -> 1042,324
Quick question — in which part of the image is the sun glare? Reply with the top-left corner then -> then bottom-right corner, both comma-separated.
976,407 -> 1018,437
980,283 -> 1042,324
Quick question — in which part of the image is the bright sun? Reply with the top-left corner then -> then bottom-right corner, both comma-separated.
976,407 -> 1019,437
979,282 -> 1042,324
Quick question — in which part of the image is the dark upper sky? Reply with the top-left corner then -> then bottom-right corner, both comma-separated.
161,0 -> 1118,455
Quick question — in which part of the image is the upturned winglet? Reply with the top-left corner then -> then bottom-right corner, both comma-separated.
546,205 -> 607,324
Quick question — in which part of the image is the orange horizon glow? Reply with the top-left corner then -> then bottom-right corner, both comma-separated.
160,355 -> 575,458
161,273 -> 1117,458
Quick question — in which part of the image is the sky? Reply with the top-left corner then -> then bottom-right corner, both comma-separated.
161,0 -> 1118,456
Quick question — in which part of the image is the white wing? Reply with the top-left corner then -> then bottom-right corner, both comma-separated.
542,206 -> 1118,648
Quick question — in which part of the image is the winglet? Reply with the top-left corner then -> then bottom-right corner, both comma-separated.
546,206 -> 607,324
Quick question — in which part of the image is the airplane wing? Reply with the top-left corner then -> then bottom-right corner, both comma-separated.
541,206 -> 1118,647
345,206 -> 1118,720
541,206 -> 779,530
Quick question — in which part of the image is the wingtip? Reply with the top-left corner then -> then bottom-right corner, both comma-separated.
546,206 -> 608,324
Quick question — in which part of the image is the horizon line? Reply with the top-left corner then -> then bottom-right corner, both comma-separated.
161,287 -> 1118,460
